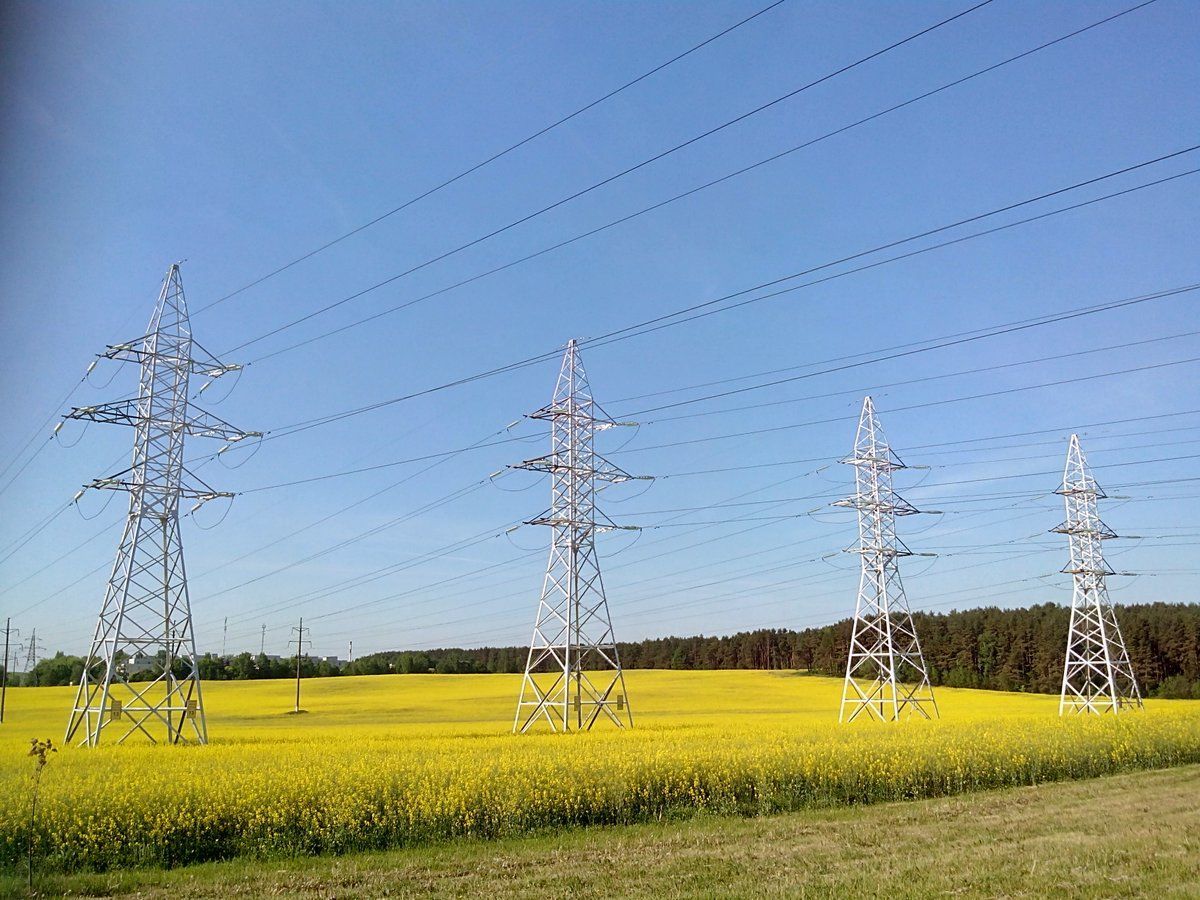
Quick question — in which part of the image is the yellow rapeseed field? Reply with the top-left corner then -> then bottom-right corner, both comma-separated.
1,671 -> 1198,873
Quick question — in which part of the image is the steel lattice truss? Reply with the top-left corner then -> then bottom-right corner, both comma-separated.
512,340 -> 636,733
64,265 -> 255,747
835,397 -> 938,723
1054,434 -> 1142,715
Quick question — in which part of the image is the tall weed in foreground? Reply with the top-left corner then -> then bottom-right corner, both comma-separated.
25,738 -> 55,889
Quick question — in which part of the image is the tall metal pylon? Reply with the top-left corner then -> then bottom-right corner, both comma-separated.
64,264 -> 256,746
21,629 -> 45,682
512,339 -> 638,733
835,396 -> 938,723
1054,434 -> 1142,715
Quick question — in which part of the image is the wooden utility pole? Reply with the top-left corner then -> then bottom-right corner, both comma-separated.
0,618 -> 16,724
290,618 -> 310,714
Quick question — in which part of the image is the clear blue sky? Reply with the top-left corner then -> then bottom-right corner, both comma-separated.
1,0 -> 1196,661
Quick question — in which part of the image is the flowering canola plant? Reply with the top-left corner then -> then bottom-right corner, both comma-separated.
0,671 -> 1197,873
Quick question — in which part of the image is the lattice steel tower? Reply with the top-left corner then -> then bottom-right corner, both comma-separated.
835,396 -> 938,722
64,264 -> 254,746
1054,434 -> 1142,715
512,340 -> 636,733
21,629 -> 45,680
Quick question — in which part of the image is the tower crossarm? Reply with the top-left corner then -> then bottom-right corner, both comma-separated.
99,337 -> 241,379
833,495 -> 921,516
512,453 -> 640,484
80,463 -> 234,503
66,399 -> 257,442
1051,522 -> 1117,539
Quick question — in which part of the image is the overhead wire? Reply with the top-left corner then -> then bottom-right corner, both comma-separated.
218,0 -> 999,351
621,355 -> 1200,455
192,0 -> 793,315
230,157 -> 1199,444
627,322 -> 1200,422
240,0 -> 1158,368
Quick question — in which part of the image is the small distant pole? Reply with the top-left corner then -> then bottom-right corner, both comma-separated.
348,640 -> 353,664
1,618 -> 16,724
221,617 -> 228,658
290,618 -> 311,713
260,624 -> 266,656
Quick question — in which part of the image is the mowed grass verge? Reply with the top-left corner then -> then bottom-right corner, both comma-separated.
1,671 -> 1198,877
2,765 -> 1196,898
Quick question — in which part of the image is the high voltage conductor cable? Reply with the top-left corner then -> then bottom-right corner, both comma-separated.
615,291 -> 1199,407
242,159 -> 1199,443
217,522 -> 529,630
0,360 -> 106,500
655,426 -> 1200,479
237,430 -> 536,493
629,321 -> 1200,421
4,559 -> 111,621
215,469 -> 812,632
222,466 -> 822,632
0,521 -> 117,602
646,412 -> 1200,478
910,451 -> 1200,492
196,479 -> 507,604
577,156 -> 1199,354
923,435 -> 1200,469
192,0 -> 792,315
622,355 -> 1200,453
278,496 -> 825,636
191,420 -> 529,581
221,0 -> 998,353
631,448 -> 1200,520
246,0 -> 1161,369
241,0 -> 1152,368
900,409 -> 1200,454
192,423 -> 539,610
0,503 -> 72,568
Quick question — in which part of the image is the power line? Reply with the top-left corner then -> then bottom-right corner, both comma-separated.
228,160 -> 1196,450
628,321 -> 1200,421
622,355 -> 1200,455
220,464 -> 829,640
238,430 -> 536,493
239,0 -> 1151,368
191,422 -> 530,581
575,161 -> 1198,354
0,503 -> 71,568
193,0 -> 793,315
0,521 -> 117,601
218,0 -> 996,350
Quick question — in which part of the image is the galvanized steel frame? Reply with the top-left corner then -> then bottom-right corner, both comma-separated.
1054,434 -> 1142,715
836,396 -> 938,723
512,340 -> 635,733
64,265 -> 254,746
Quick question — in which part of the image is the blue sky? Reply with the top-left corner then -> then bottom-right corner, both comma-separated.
0,0 -> 1197,661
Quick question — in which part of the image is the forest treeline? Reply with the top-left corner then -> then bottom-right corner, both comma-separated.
10,602 -> 1200,698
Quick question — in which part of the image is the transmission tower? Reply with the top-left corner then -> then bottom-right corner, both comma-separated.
21,629 -> 46,685
835,396 -> 938,723
1054,434 -> 1142,715
64,264 -> 255,747
512,339 -> 638,733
